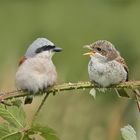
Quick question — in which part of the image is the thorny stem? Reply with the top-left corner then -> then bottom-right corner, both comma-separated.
133,89 -> 140,112
0,81 -> 140,116
135,95 -> 140,112
0,81 -> 140,101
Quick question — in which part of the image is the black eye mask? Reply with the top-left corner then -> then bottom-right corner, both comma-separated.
35,45 -> 55,54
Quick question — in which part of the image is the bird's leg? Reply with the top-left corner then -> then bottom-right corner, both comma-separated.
91,81 -> 102,88
24,91 -> 34,104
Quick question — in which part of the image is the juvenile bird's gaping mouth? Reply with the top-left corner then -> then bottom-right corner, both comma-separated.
83,44 -> 95,57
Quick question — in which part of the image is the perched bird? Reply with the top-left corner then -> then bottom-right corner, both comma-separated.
84,40 -> 140,112
16,38 -> 62,104
84,40 -> 128,87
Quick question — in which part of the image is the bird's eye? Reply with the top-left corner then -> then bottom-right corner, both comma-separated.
96,47 -> 102,51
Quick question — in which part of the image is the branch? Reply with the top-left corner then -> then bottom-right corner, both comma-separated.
0,81 -> 140,101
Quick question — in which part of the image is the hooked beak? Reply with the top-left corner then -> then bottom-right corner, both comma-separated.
53,47 -> 62,52
83,45 -> 95,56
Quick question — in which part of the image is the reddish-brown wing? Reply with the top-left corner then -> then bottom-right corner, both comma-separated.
115,56 -> 129,81
19,56 -> 27,66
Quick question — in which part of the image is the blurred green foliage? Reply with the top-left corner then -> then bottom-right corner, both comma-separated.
0,0 -> 140,140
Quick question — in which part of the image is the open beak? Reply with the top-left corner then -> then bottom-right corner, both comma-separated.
83,45 -> 92,50
53,47 -> 62,52
83,45 -> 95,56
83,51 -> 95,56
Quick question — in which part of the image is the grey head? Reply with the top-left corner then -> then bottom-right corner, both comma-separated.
84,40 -> 120,61
25,38 -> 62,58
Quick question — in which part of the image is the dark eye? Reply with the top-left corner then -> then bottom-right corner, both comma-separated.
96,47 -> 102,51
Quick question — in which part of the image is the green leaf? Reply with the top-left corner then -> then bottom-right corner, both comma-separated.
97,88 -> 107,93
3,132 -> 22,140
0,105 -> 26,129
121,125 -> 137,140
31,124 -> 61,140
0,123 -> 22,140
11,99 -> 22,107
0,123 -> 11,138
89,88 -> 96,99
22,134 -> 31,140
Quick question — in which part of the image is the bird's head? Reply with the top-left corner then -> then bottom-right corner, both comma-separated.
18,38 -> 62,66
84,40 -> 119,62
25,38 -> 62,59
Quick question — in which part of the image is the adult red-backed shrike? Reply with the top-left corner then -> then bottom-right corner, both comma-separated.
16,38 -> 62,104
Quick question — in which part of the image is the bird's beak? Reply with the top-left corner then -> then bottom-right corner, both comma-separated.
53,47 -> 62,52
83,45 -> 92,50
83,51 -> 95,56
83,45 -> 95,56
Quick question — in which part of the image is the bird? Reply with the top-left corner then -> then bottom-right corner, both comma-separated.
84,40 -> 128,87
16,37 -> 62,104
84,40 -> 140,111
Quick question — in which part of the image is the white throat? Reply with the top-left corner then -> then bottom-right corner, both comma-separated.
91,52 -> 107,63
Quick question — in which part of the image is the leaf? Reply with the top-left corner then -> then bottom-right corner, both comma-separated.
0,123 -> 22,140
0,105 -> 26,129
11,99 -> 22,107
0,123 -> 11,138
89,88 -> 96,99
121,125 -> 137,140
31,124 -> 61,140
98,88 -> 107,93
22,134 -> 31,140
3,132 -> 22,140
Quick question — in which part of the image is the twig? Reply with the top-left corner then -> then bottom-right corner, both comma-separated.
0,81 -> 140,119
32,93 -> 50,123
0,81 -> 140,101
133,89 -> 140,112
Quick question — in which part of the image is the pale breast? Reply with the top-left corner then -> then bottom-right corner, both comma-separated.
88,58 -> 127,87
16,57 -> 57,93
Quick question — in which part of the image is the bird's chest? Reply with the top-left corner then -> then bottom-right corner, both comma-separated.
88,58 -> 127,87
30,57 -> 56,74
20,57 -> 57,83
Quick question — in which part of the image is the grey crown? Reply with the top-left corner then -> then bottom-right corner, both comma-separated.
25,38 -> 54,58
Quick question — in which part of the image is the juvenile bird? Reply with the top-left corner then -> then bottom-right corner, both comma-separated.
16,38 -> 62,104
84,40 -> 140,112
84,40 -> 128,87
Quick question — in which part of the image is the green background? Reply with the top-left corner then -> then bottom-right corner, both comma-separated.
0,0 -> 140,140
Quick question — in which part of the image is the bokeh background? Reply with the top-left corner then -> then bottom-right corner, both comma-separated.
0,0 -> 140,140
